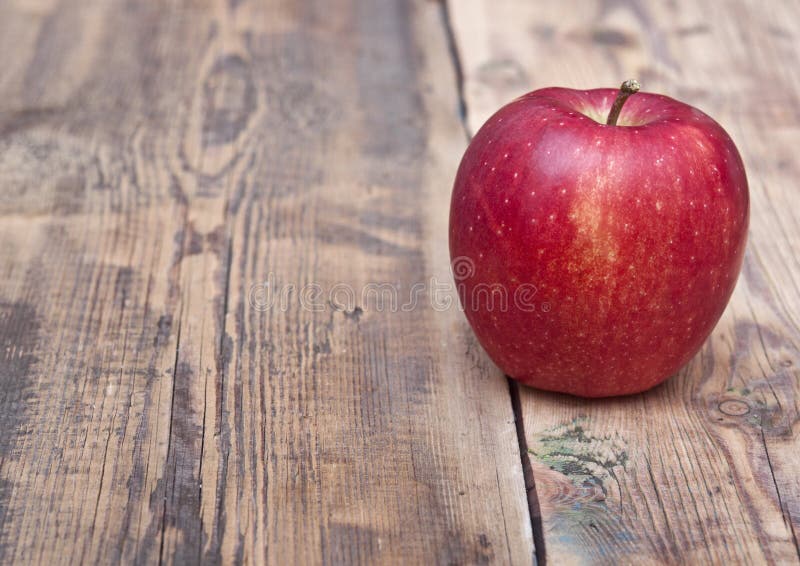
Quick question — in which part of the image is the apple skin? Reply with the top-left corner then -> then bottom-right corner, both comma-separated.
449,87 -> 749,397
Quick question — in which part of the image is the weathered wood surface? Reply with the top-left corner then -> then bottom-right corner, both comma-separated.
451,0 -> 800,564
3,0 -> 799,563
0,0 -> 536,564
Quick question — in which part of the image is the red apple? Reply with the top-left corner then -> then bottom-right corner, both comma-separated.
449,81 -> 749,397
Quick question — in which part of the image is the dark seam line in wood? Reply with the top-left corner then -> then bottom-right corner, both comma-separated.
439,0 -> 471,142
510,379 -> 546,566
89,391 -> 115,540
747,293 -> 800,557
87,331 -> 129,560
159,316 -> 183,566
198,354 -> 207,565
439,1 -> 544,561
206,225 -> 235,562
197,328 -> 208,565
218,234 -> 234,389
760,426 -> 800,559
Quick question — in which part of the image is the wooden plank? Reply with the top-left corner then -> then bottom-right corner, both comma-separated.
0,0 -> 535,563
210,1 -> 535,563
450,0 -> 800,563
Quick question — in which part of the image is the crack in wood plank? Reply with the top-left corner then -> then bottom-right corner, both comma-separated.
510,379 -> 547,566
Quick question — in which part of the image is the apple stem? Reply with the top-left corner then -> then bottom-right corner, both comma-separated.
606,79 -> 641,126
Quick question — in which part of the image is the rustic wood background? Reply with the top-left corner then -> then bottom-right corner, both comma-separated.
0,0 -> 797,564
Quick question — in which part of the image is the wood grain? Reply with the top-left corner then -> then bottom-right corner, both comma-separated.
0,0 -> 535,564
450,0 -> 800,563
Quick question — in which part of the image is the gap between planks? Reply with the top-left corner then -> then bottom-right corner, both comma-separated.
439,1 -> 546,564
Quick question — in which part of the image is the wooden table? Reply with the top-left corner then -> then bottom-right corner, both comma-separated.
0,0 -> 797,564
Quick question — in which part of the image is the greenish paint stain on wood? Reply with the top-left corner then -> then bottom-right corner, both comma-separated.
528,417 -> 639,560
529,417 -> 628,493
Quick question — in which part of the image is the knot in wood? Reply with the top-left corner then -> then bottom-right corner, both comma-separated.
718,399 -> 750,417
